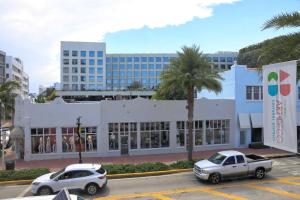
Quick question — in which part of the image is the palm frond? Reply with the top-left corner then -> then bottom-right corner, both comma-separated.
262,11 -> 300,30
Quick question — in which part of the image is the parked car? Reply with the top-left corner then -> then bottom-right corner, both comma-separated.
31,163 -> 107,196
193,150 -> 272,184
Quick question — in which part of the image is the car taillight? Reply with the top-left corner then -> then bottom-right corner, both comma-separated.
98,175 -> 106,179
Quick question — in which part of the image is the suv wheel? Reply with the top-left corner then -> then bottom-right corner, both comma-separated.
38,186 -> 52,195
255,168 -> 265,179
209,173 -> 221,184
85,183 -> 98,195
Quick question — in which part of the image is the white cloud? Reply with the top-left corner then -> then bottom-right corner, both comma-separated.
0,0 -> 239,92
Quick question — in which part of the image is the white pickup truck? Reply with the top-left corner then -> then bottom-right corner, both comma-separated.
193,150 -> 272,184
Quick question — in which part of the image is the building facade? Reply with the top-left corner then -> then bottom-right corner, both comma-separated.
60,41 -> 237,92
199,64 -> 300,152
14,97 -> 235,161
0,50 -> 6,84
5,56 -> 29,97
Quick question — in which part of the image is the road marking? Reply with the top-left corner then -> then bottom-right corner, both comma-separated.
17,185 -> 31,197
246,184 -> 300,199
277,180 -> 300,186
151,194 -> 175,200
199,188 -> 248,200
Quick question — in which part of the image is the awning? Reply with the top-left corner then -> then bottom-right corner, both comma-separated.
238,113 -> 251,129
250,113 -> 263,128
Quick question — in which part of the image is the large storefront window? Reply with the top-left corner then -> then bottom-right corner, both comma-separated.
108,122 -> 137,150
194,121 -> 203,146
109,123 -> 119,150
140,122 -> 169,149
130,123 -> 137,149
62,127 -> 97,152
31,128 -> 56,154
177,121 -> 203,147
206,120 -> 230,145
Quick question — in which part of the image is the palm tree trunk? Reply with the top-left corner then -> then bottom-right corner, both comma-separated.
187,86 -> 194,161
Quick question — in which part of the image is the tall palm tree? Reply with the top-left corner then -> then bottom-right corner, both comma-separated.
160,45 -> 223,161
0,80 -> 20,148
262,11 -> 300,30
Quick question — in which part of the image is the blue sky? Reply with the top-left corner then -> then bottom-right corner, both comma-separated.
0,0 -> 298,93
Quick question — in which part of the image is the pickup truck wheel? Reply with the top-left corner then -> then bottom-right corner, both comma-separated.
209,173 -> 220,184
255,168 -> 265,179
37,186 -> 52,196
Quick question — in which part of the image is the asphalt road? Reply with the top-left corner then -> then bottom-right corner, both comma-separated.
0,156 -> 300,200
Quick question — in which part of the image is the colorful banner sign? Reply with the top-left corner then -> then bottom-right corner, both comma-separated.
263,60 -> 297,153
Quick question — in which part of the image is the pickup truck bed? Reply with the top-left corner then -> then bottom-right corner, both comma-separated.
246,154 -> 270,163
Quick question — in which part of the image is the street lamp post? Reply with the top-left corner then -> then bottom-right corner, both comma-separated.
76,116 -> 83,164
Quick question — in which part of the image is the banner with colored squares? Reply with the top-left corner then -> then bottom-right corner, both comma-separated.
263,60 -> 297,153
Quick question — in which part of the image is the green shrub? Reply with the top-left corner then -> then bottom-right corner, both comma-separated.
0,168 -> 50,182
103,162 -> 169,174
248,142 -> 269,149
169,160 -> 196,169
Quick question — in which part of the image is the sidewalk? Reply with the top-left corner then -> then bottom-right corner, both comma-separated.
14,148 -> 295,171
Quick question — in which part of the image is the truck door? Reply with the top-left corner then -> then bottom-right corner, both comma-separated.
235,155 -> 248,177
222,156 -> 237,178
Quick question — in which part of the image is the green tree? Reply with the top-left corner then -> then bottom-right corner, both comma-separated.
152,81 -> 187,100
262,12 -> 300,30
0,80 -> 20,148
35,87 -> 56,103
159,45 -> 223,161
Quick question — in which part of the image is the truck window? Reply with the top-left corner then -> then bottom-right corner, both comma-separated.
236,155 -> 245,163
223,156 -> 235,165
208,153 -> 226,164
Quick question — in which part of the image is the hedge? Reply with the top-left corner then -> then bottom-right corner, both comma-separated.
0,168 -> 50,182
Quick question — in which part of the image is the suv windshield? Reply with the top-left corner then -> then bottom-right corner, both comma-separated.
50,167 -> 65,179
208,153 -> 226,164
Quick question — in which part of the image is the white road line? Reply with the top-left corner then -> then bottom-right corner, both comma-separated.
18,185 -> 31,197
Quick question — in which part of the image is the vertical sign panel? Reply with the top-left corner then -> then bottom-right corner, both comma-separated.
263,60 -> 297,153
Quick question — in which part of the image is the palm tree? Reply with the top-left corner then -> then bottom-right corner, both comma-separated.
0,80 -> 20,148
262,12 -> 300,30
160,45 -> 223,161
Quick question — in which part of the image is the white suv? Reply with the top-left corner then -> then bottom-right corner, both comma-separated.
31,163 -> 107,196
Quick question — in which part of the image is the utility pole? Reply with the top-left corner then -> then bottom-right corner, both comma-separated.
76,116 -> 83,163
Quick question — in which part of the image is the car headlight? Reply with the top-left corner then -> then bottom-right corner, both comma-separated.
202,170 -> 209,174
32,182 -> 40,186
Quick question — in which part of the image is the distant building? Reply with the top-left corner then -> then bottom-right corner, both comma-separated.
5,56 -> 29,98
59,41 -> 237,101
0,50 -> 6,84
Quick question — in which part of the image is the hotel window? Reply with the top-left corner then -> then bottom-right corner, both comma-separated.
140,122 -> 169,149
97,76 -> 103,82
72,67 -> 78,73
205,120 -> 230,145
72,76 -> 78,82
63,67 -> 69,73
89,67 -> 95,74
89,59 -> 95,65
80,76 -> 86,82
63,59 -> 69,65
89,84 -> 96,90
72,84 -> 78,91
206,57 -> 212,62
89,76 -> 95,82
119,57 -> 125,63
120,64 -> 125,70
155,57 -> 162,62
141,64 -> 147,70
89,51 -> 95,57
97,68 -> 103,74
149,64 -> 154,70
220,64 -> 226,69
156,64 -> 161,69
63,50 -> 69,57
134,57 -> 140,62
213,57 -> 219,62
80,84 -> 86,90
127,64 -> 132,70
72,51 -> 78,57
227,57 -> 233,62
134,64 -> 140,70
220,57 -> 226,62
72,59 -> 78,65
176,121 -> 185,147
126,57 -> 132,62
97,51 -> 103,57
80,67 -> 86,73
113,64 -> 118,70
80,51 -> 86,57
148,57 -> 154,62
97,59 -> 103,66
80,59 -> 86,65
63,76 -> 69,82
108,123 -> 119,150
141,57 -> 147,62
163,57 -> 169,62
246,86 -> 263,100
31,128 -> 56,154
106,57 -> 111,63
63,84 -> 69,90
62,127 -> 97,152
112,57 -> 118,63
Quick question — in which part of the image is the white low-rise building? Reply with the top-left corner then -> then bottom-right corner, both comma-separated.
14,97 -> 235,161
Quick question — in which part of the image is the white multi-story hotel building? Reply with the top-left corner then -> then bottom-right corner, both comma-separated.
60,41 -> 237,93
5,56 -> 29,97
